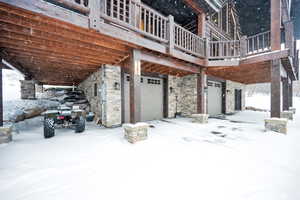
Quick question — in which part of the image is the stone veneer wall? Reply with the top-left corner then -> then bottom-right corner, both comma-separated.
78,65 -> 121,127
225,80 -> 246,114
168,75 -> 198,117
20,80 -> 36,99
101,65 -> 122,127
180,75 -> 197,116
78,68 -> 102,119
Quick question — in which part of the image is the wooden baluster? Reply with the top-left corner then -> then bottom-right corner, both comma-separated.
110,0 -> 114,17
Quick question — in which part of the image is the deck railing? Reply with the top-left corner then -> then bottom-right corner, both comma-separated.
209,40 -> 240,59
101,0 -> 168,42
50,0 -> 90,14
246,31 -> 271,56
174,23 -> 206,57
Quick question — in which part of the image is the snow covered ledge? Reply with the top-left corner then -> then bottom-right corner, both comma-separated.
0,125 -> 13,144
123,123 -> 149,144
265,118 -> 288,134
191,114 -> 209,124
281,111 -> 294,120
289,107 -> 296,114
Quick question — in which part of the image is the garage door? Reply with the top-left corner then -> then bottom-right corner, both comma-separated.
207,81 -> 222,116
124,74 -> 163,122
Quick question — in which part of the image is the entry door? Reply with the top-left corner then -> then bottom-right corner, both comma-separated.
235,89 -> 242,111
207,81 -> 222,116
124,74 -> 163,122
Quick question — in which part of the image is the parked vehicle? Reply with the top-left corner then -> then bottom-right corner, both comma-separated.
42,106 -> 85,139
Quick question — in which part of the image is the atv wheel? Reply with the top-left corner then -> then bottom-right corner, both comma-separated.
44,118 -> 55,138
75,116 -> 85,133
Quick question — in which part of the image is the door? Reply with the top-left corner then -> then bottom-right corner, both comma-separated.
124,74 -> 163,122
207,81 -> 222,116
235,89 -> 242,111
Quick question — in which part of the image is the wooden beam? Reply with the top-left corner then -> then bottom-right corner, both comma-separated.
271,0 -> 281,51
197,12 -> 206,37
240,49 -> 289,65
271,59 -> 281,118
183,0 -> 205,14
197,68 -> 207,114
0,58 -> 2,126
140,51 -> 200,74
289,79 -> 293,107
129,49 -> 141,123
282,77 -> 289,110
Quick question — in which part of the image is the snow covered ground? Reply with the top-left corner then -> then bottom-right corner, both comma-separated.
0,95 -> 300,200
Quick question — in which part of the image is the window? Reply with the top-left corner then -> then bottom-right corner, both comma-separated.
94,83 -> 97,97
147,79 -> 161,85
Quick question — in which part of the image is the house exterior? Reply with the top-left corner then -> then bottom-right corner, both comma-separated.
0,0 -> 298,127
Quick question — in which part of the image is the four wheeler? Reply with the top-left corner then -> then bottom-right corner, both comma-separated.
43,106 -> 86,139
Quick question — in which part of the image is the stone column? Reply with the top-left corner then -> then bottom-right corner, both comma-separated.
270,59 -> 281,118
20,80 -> 36,100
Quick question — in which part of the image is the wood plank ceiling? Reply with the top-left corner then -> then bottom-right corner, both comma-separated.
0,2 -> 132,85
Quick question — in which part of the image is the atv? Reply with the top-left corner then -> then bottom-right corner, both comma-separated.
42,106 -> 86,139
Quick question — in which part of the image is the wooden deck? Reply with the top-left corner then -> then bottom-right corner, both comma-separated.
0,0 -> 298,85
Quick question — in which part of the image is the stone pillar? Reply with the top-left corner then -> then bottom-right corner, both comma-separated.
270,59 -> 281,118
282,77 -> 289,111
129,49 -> 142,123
102,65 -> 122,127
20,80 -> 36,100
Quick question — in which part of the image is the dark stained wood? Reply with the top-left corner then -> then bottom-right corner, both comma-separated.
129,49 -> 142,123
240,49 -> 289,65
183,0 -> 205,14
197,68 -> 206,113
0,59 -> 2,126
289,80 -> 293,107
282,77 -> 289,111
197,12 -> 206,37
121,67 -> 125,123
163,76 -> 169,118
140,51 -> 200,74
271,0 -> 281,51
271,59 -> 281,118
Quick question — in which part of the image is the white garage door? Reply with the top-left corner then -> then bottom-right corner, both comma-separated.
207,81 -> 222,116
124,74 -> 163,122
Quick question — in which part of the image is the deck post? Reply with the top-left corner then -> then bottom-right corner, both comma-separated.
271,0 -> 281,51
240,36 -> 247,57
282,77 -> 289,111
284,21 -> 294,57
89,0 -> 101,30
0,60 -> 3,127
129,49 -> 142,123
197,13 -> 206,37
168,15 -> 174,55
288,79 -> 293,107
197,68 -> 207,114
271,59 -> 282,118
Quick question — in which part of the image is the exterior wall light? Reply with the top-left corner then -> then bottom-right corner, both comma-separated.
114,82 -> 120,90
169,87 -> 174,94
204,86 -> 208,93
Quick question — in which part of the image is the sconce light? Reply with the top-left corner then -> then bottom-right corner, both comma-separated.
226,89 -> 231,93
114,82 -> 120,90
204,86 -> 208,93
169,87 -> 174,94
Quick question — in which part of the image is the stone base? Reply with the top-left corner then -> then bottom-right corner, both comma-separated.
191,114 -> 209,124
281,111 -> 294,120
265,118 -> 288,134
123,123 -> 149,144
289,107 -> 296,114
0,125 -> 13,144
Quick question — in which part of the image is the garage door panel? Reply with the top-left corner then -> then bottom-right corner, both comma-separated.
207,81 -> 222,116
124,75 -> 163,122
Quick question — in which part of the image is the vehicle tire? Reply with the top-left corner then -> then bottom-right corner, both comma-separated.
44,118 -> 55,139
75,116 -> 85,133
